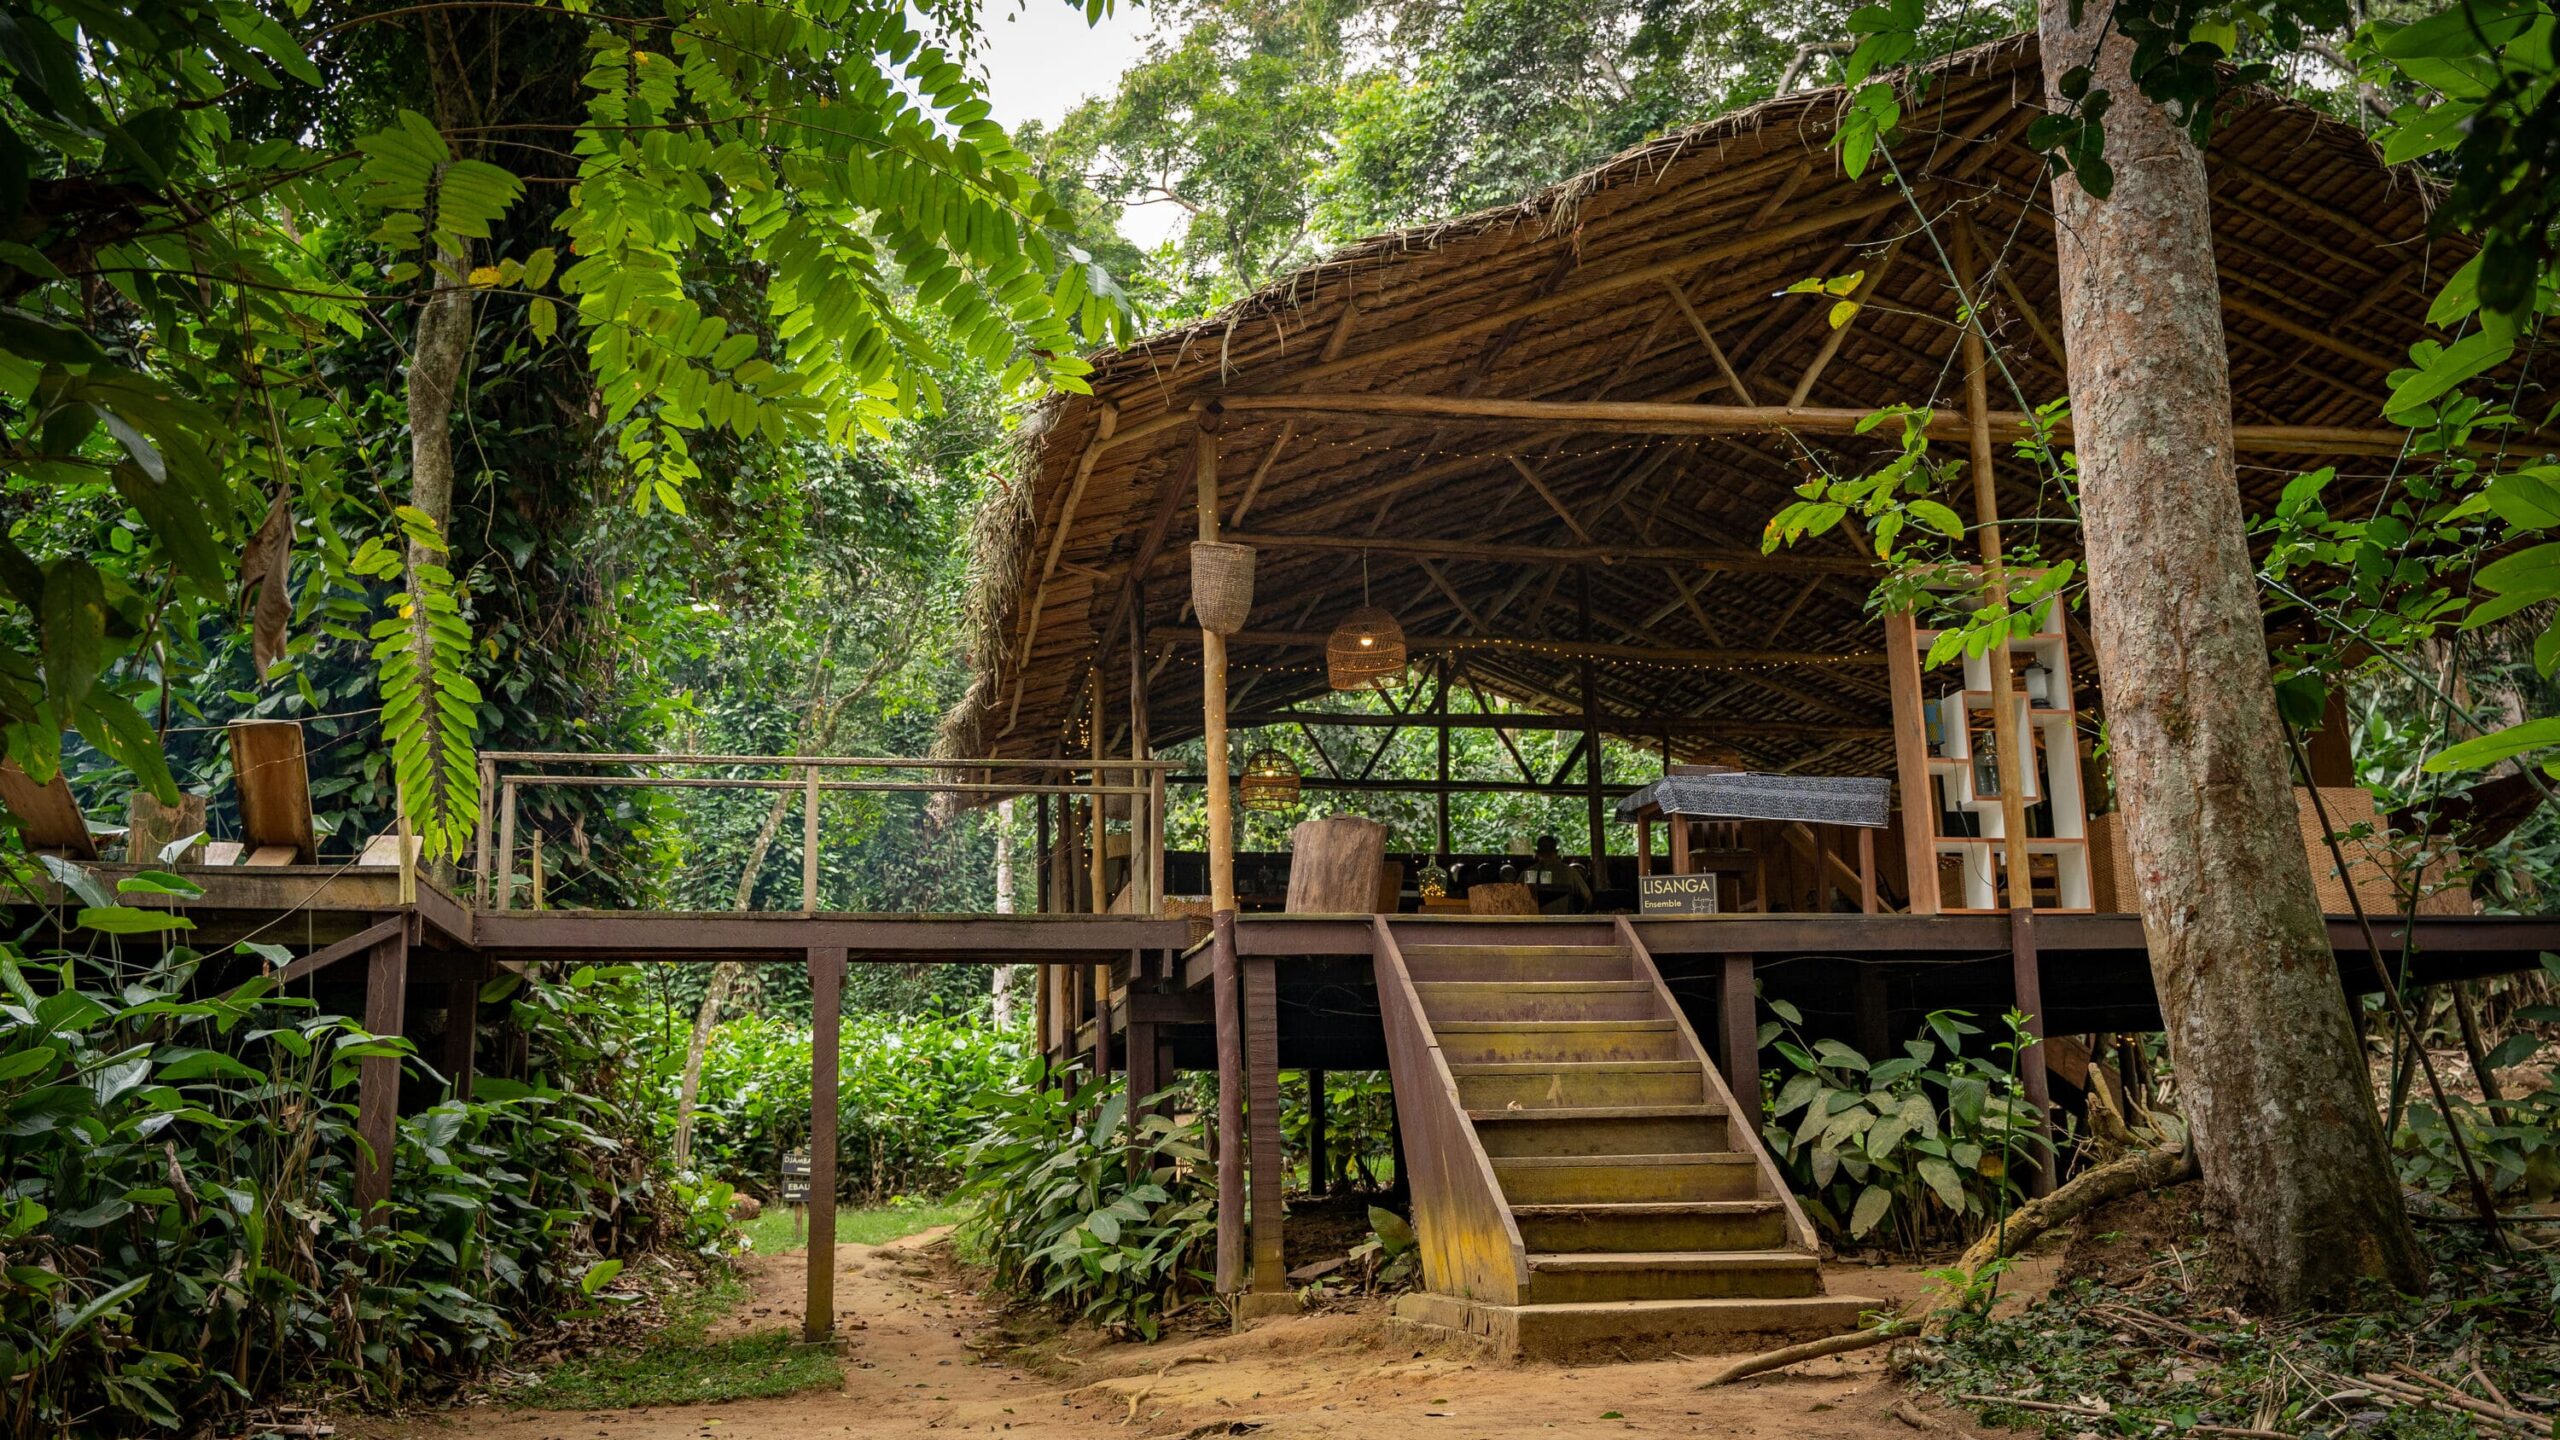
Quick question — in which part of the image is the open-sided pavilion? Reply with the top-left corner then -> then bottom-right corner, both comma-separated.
22,36 -> 2560,1364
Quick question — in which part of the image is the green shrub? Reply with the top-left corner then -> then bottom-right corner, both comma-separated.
0,933 -> 688,1437
955,1068 -> 1214,1339
1760,1004 -> 2046,1254
1279,1069 -> 1398,1190
666,1010 -> 1024,1202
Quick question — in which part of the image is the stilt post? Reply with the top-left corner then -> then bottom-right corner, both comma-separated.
805,944 -> 845,1341
355,922 -> 408,1221
1720,953 -> 1759,1106
2010,908 -> 2054,1196
1307,1068 -> 1330,1197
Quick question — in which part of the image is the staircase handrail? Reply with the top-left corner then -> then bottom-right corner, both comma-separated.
1614,915 -> 1821,1254
1371,915 -> 1531,1302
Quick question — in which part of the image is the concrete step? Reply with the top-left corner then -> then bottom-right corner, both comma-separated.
1431,1018 -> 1682,1065
1400,944 -> 1632,984
1523,1249 -> 1822,1304
1414,979 -> 1661,1024
1470,1107 -> 1730,1158
1449,1059 -> 1706,1111
1392,1290 -> 1885,1362
1491,1151 -> 1761,1204
1511,1199 -> 1789,1253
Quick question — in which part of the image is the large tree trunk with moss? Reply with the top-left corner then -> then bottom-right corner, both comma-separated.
2035,7 -> 2421,1309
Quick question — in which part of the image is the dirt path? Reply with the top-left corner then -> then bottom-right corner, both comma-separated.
367,1236 -> 2018,1440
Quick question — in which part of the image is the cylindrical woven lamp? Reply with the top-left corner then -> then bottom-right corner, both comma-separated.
1238,747 -> 1302,812
1190,541 -> 1256,635
1327,604 -> 1407,689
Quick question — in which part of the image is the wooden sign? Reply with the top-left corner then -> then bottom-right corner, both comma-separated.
779,1151 -> 813,1206
1639,873 -> 1721,915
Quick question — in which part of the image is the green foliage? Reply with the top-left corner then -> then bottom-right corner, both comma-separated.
1760,1002 -> 2048,1253
1907,1225 -> 2560,1438
0,921 -> 688,1436
1280,1068 -> 1398,1189
666,1010 -> 1024,1203
956,1069 -> 1216,1340
505,1270 -> 841,1410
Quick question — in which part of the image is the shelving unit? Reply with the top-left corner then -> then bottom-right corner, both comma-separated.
1907,589 -> 2093,914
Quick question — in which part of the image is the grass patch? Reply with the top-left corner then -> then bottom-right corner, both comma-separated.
508,1271 -> 840,1410
741,1196 -> 967,1255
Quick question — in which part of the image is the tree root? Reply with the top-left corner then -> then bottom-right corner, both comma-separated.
1695,1323 -> 1900,1387
1921,1144 -> 2199,1339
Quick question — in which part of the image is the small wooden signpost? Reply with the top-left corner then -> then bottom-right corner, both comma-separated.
1639,872 -> 1721,915
781,1150 -> 812,1244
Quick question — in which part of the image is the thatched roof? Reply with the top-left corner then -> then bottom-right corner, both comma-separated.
942,34 -> 2464,774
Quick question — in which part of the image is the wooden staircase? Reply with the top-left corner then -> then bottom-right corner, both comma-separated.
1374,918 -> 1877,1360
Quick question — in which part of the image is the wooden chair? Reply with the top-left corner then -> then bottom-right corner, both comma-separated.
228,720 -> 315,864
0,760 -> 98,859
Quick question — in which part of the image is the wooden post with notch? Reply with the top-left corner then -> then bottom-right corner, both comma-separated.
356,922 -> 409,1221
805,944 -> 845,1340
1196,419 -> 1249,1295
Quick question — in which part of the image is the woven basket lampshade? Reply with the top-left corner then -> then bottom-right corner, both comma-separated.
1326,605 -> 1407,689
1238,748 -> 1302,812
1190,541 -> 1256,635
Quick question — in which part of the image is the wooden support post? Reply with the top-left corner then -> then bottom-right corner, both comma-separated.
1435,661 -> 1452,857
1245,954 -> 1286,1297
1129,590 -> 1153,911
1211,911 -> 1246,1292
530,829 -> 546,909
356,925 -> 408,1220
805,944 -> 844,1341
1197,423 -> 1236,918
1089,667 -> 1107,913
1854,965 -> 1890,1060
1955,230 -> 2035,909
1035,793 -> 1052,914
473,756 -> 494,908
2010,908 -> 2054,1196
1577,570 -> 1606,873
802,762 -> 820,912
1720,954 -> 1759,1105
1858,827 -> 1879,914
495,781 -> 518,912
443,976 -> 478,1102
1307,1068 -> 1330,1198
1636,811 -> 1654,877
1092,953 -> 1113,1081
1882,610 -> 1940,913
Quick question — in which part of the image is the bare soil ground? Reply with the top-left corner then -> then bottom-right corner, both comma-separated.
360,1232 -> 2052,1440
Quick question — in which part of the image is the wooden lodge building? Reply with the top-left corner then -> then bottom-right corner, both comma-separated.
17,37 -> 2560,1362
939,37 -> 2556,1352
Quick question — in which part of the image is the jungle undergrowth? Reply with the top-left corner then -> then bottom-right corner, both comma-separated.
1903,1208 -> 2560,1438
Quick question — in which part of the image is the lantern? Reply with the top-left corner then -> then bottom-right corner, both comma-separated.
1238,748 -> 1302,812
1190,541 -> 1256,635
1326,605 -> 1408,689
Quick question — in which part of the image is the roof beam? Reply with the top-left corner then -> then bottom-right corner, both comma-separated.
1157,628 -> 1882,668
1220,530 -> 1874,573
1215,393 -> 2428,455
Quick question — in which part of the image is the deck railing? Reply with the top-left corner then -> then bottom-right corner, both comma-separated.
473,752 -> 1175,914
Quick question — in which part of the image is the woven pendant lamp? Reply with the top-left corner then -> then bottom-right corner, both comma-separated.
1326,553 -> 1407,690
1238,747 -> 1302,812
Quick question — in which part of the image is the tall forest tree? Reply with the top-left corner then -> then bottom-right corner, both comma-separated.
2030,7 -> 2422,1304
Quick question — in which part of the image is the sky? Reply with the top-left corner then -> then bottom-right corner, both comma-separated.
972,1 -> 1188,248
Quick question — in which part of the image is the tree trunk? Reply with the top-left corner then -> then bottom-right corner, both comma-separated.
2035,8 -> 2422,1308
403,240 -> 474,868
